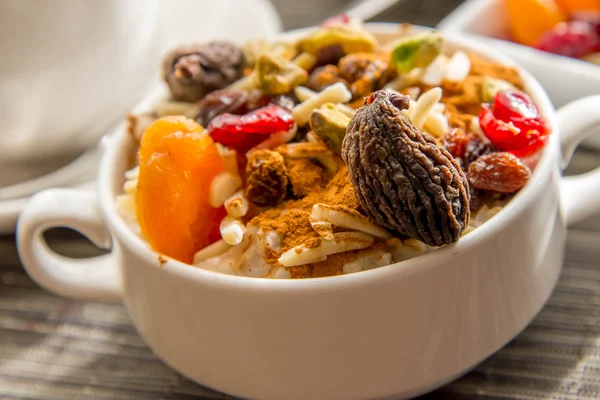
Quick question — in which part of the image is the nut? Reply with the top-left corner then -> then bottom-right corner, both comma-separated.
163,41 -> 245,102
341,90 -> 470,246
297,25 -> 377,59
256,53 -> 308,95
245,150 -> 289,206
309,103 -> 351,154
390,32 -> 443,74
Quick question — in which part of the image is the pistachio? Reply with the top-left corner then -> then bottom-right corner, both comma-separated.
256,53 -> 308,95
309,103 -> 351,154
297,25 -> 377,58
271,41 -> 298,61
243,38 -> 270,67
390,32 -> 443,74
481,76 -> 517,102
292,52 -> 318,71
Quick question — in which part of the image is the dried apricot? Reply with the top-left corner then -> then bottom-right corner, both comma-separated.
136,116 -> 226,264
468,152 -> 531,193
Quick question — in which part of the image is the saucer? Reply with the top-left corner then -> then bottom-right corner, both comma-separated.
0,145 -> 100,234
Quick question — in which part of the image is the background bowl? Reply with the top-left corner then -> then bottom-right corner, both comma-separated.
437,0 -> 600,148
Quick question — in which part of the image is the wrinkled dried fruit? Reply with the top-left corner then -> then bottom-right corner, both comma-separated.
463,138 -> 495,168
441,128 -> 470,159
163,42 -> 245,102
298,25 -> 377,59
245,149 -> 289,206
256,53 -> 308,95
469,186 -> 485,214
442,128 -> 495,170
306,65 -> 348,92
342,90 -> 470,246
309,103 -> 351,154
195,89 -> 268,127
390,32 -> 443,74
468,152 -> 531,193
338,52 -> 392,98
314,44 -> 347,66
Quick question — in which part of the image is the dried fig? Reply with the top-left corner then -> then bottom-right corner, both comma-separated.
342,90 -> 470,246
162,41 -> 245,102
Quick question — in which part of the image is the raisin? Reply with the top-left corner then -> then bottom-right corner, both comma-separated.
468,152 -> 531,193
195,89 -> 268,127
441,128 -> 470,159
315,44 -> 346,66
342,90 -> 470,247
245,150 -> 289,206
442,128 -> 495,169
464,138 -> 495,168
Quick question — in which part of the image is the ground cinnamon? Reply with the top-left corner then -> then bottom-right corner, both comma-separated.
247,160 -> 369,278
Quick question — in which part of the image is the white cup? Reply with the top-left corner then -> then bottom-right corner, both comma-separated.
16,24 -> 600,400
0,0 -> 161,187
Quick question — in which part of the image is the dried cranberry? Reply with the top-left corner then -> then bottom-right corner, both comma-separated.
479,90 -> 551,157
468,152 -> 531,193
207,104 -> 295,153
320,13 -> 351,27
535,21 -> 599,59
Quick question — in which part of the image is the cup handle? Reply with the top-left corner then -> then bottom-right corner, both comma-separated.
17,186 -> 122,301
558,95 -> 600,227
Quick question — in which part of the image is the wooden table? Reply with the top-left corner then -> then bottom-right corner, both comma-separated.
2,1 -> 600,398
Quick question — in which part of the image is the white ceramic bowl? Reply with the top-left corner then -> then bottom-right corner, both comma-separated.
16,24 -> 600,400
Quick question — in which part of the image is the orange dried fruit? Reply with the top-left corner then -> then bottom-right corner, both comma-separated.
555,0 -> 600,12
506,0 -> 567,46
136,116 -> 226,264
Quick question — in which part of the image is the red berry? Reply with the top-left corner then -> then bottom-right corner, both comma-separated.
207,104 -> 295,153
320,13 -> 351,27
479,90 -> 551,157
535,21 -> 599,58
570,11 -> 600,37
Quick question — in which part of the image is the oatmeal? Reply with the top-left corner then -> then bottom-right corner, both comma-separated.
116,17 -> 552,278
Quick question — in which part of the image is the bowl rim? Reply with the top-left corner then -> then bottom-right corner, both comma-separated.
97,22 -> 559,292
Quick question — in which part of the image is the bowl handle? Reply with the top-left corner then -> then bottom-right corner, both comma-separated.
558,95 -> 600,227
17,186 -> 122,301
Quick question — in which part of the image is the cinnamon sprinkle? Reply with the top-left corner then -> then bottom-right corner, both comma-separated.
248,162 -> 368,278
